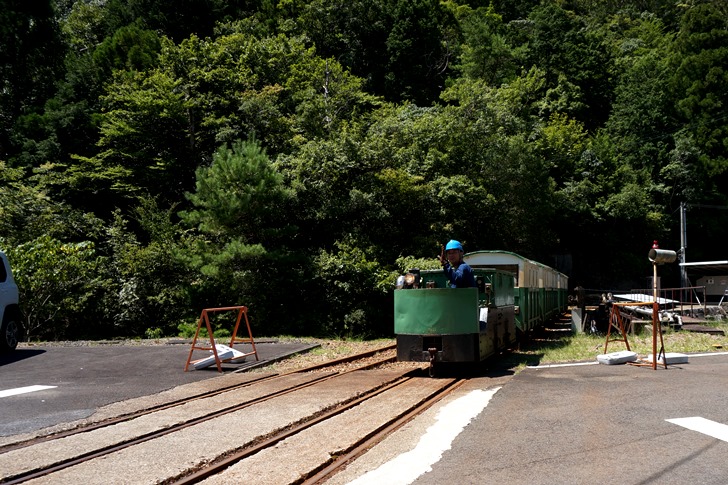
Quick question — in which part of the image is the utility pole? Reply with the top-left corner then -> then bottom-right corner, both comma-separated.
680,201 -> 687,302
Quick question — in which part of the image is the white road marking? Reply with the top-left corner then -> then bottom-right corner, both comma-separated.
346,387 -> 500,485
0,385 -> 57,398
528,361 -> 599,369
666,417 -> 728,443
683,351 -> 728,357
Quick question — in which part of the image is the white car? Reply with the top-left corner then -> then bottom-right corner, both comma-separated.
0,250 -> 21,351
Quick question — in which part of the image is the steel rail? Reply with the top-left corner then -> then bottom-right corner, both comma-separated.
247,343 -> 397,373
0,373 -> 279,455
1,349 -> 397,484
0,344 -> 396,455
169,369 -> 440,485
301,378 -> 467,484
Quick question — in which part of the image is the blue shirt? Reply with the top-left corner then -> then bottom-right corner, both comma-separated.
443,262 -> 477,288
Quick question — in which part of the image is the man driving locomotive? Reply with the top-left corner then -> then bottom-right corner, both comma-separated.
439,239 -> 477,288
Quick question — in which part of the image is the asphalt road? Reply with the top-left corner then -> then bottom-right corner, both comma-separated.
411,352 -> 728,485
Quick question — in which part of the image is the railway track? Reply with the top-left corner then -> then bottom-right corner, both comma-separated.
0,344 -> 462,484
175,373 -> 463,484
0,344 -> 397,455
299,377 -> 465,485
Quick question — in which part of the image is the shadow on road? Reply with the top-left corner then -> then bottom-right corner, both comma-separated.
0,348 -> 46,367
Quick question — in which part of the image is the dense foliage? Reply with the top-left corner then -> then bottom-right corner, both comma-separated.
1,0 -> 727,341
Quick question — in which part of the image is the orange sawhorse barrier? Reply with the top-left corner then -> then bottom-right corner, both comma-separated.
603,302 -> 653,354
184,305 -> 259,372
604,301 -> 669,370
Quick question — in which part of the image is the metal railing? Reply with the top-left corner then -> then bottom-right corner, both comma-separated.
629,286 -> 707,317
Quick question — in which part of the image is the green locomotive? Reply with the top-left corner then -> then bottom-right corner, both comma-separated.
394,250 -> 567,370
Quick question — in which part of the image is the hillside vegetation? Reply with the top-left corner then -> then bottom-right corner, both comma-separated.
1,0 -> 727,340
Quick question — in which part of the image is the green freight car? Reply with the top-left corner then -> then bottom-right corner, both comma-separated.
464,250 -> 568,333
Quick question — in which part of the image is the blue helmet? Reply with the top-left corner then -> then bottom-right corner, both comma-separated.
445,240 -> 463,251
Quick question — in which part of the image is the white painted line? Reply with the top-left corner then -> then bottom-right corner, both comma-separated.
527,361 -> 599,369
346,387 -> 500,485
0,385 -> 57,398
666,417 -> 728,443
685,351 -> 728,357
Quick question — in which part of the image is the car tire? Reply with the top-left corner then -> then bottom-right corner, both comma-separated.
1,315 -> 20,352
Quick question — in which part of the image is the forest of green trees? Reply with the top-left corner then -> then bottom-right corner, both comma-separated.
1,0 -> 727,341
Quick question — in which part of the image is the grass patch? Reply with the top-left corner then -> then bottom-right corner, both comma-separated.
501,321 -> 728,369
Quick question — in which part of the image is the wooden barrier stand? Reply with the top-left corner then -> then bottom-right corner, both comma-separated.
603,302 -> 653,354
184,306 -> 259,372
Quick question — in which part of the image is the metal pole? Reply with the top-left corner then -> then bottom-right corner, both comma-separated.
680,201 -> 687,303
652,262 -> 658,370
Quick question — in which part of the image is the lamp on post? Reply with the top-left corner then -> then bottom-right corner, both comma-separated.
648,246 -> 677,369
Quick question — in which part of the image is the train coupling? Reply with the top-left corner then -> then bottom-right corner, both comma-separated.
428,347 -> 437,377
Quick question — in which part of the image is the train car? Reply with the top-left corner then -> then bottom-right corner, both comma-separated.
394,267 -> 517,373
394,250 -> 567,373
464,250 -> 568,334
